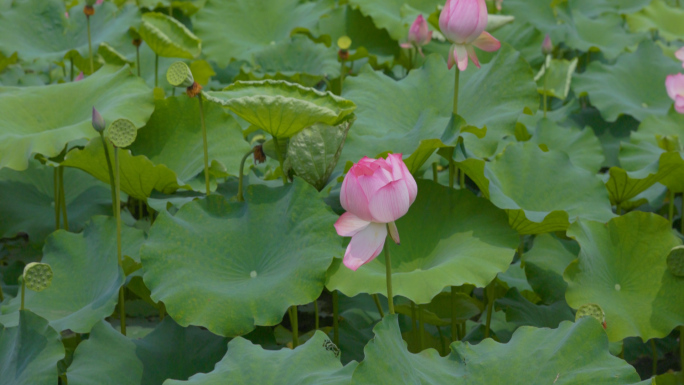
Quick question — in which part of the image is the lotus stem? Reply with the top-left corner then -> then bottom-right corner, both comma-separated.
437,326 -> 446,354
543,56 -> 549,118
651,339 -> 658,375
237,148 -> 255,202
86,16 -> 93,74
411,301 -> 418,341
289,306 -> 299,348
616,203 -> 622,216
518,235 -> 525,267
372,294 -> 385,318
484,281 -> 495,338
384,232 -> 395,315
669,189 -> 675,225
0,283 -> 3,302
459,169 -> 465,189
272,137 -> 288,184
314,299 -> 319,330
70,58 -> 74,82
59,167 -> 68,231
453,67 -> 460,116
681,194 -> 683,234
155,54 -> 159,87
20,279 -> 25,311
339,61 -> 345,96
332,290 -> 339,346
197,94 -> 211,195
451,286 -> 458,342
99,133 -> 117,216
136,46 -> 141,77
432,162 -> 438,183
114,148 -> 126,336
679,326 -> 683,375
418,304 -> 425,350
54,168 -> 60,230
449,159 -> 455,188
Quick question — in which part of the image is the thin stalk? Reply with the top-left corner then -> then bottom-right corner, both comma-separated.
0,283 -> 3,302
543,57 -> 549,118
168,3 -> 173,15
99,133 -> 117,216
451,286 -> 458,342
154,54 -> 159,87
437,326 -> 446,355
114,148 -> 126,335
59,167 -> 68,231
237,148 -> 255,202
272,137 -> 288,184
449,159 -> 455,188
332,290 -> 340,346
669,189 -> 675,225
484,282 -> 495,339
339,61 -> 345,95
681,194 -> 684,234
651,339 -> 658,375
432,162 -> 438,183
138,199 -> 143,220
616,203 -> 622,216
372,294 -> 385,318
160,302 -> 166,320
290,306 -> 299,348
135,46 -> 141,77
383,233 -> 395,315
679,326 -> 683,375
54,168 -> 61,230
70,58 -> 74,82
20,279 -> 25,311
453,67 -> 460,116
459,169 -> 465,189
418,304 -> 425,351
411,301 -> 418,342
197,94 -> 211,195
314,300 -> 319,330
408,47 -> 414,71
518,235 -> 525,268
86,16 -> 93,74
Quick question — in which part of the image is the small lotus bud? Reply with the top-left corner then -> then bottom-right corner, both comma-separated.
132,39 -> 142,47
92,107 -> 105,133
167,61 -> 195,88
541,34 -> 553,55
253,145 -> 266,164
83,5 -> 95,16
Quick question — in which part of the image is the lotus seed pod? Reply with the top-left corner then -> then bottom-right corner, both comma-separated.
337,36 -> 352,50
667,245 -> 684,277
92,107 -> 105,133
106,118 -> 137,148
167,61 -> 195,88
23,262 -> 54,292
575,303 -> 606,328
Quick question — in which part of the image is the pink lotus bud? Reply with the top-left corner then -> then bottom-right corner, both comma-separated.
64,11 -> 69,18
541,34 -> 552,55
495,0 -> 503,11
92,107 -> 105,133
400,15 -> 433,56
440,0 -> 501,71
676,47 -> 684,68
334,154 -> 417,271
666,74 -> 684,114
74,72 -> 84,82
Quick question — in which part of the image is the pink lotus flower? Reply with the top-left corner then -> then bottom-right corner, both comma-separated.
400,15 -> 433,57
74,72 -> 84,81
666,74 -> 684,114
334,154 -> 417,271
439,0 -> 501,71
676,47 -> 684,68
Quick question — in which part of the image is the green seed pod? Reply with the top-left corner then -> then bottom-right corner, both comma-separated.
575,303 -> 606,328
23,262 -> 54,292
667,245 -> 684,277
167,61 -> 195,88
106,118 -> 137,148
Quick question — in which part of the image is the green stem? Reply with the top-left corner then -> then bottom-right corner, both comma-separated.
543,57 -> 549,118
459,169 -> 465,189
651,339 -> 658,375
449,159 -> 455,188
20,279 -> 25,311
451,286 -> 458,342
114,148 -> 126,336
159,302 -> 166,320
681,193 -> 684,234
154,54 -> 159,87
432,162 -> 438,183
272,137 -> 288,184
518,235 -> 525,268
138,199 -> 143,220
135,46 -> 141,77
339,61 -> 345,96
59,167 -> 68,231
372,294 -> 385,318
0,282 -> 4,302
54,168 -> 61,230
290,306 -> 299,348
418,304 -> 425,351
616,203 -> 622,216
408,47 -> 414,71
437,326 -> 446,355
86,16 -> 93,74
679,326 -> 683,375
237,148 -> 255,202
669,189 -> 675,225
484,281 -> 495,339
99,133 -> 117,216
197,94 -> 211,195
411,301 -> 418,342
314,299 -> 319,330
384,232 -> 394,315
453,67 -> 460,116
332,290 -> 339,346
168,3 -> 173,15
119,286 -> 126,336
70,58 -> 74,82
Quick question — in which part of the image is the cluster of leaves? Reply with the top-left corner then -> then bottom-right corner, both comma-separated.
0,0 -> 683,383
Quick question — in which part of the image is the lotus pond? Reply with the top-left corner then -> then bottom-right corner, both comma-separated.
1,0 -> 684,384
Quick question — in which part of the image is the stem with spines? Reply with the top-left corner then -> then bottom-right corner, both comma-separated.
384,230 -> 395,315
237,148 -> 255,202
197,94 -> 211,195
114,148 -> 126,336
86,16 -> 93,74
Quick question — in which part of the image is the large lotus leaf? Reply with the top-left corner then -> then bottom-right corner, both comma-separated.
140,179 -> 342,337
447,318 -> 643,384
497,288 -> 574,329
560,10 -> 646,60
341,45 -> 538,166
569,0 -> 651,17
193,0 -> 333,66
0,217 -> 144,332
0,159 -> 110,243
130,96 -> 251,182
0,0 -> 139,62
564,212 -> 684,342
0,65 -> 154,171
205,80 -> 356,139
458,142 -> 615,234
237,36 -> 340,87
605,161 -> 678,206
63,139 -> 185,200
631,108 -> 684,146
524,234 -> 578,304
626,0 -> 684,42
165,331 -> 355,385
326,180 -> 518,304
0,310 -> 65,385
529,118 -> 604,173
500,0 -> 562,37
140,12 -> 201,59
573,41 -> 682,122
347,0 -> 442,41
68,319 -> 228,385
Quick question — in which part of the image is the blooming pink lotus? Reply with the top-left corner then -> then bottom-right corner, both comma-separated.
439,0 -> 501,71
666,74 -> 684,114
400,15 -> 433,57
334,154 -> 417,271
676,47 -> 684,68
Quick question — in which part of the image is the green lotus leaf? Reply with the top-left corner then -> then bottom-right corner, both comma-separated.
0,65 -> 154,171
560,10 -> 646,60
98,42 -> 133,66
130,96 -> 252,182
68,319 -> 228,385
529,118 -> 604,173
140,12 -> 201,59
193,0 -> 332,66
458,142 -> 615,234
0,159 -> 111,243
236,36 -> 340,87
535,58 -> 578,101
205,80 -> 356,139
62,138 -> 185,200
0,310 -> 65,385
140,179 -> 342,337
569,0 -> 650,17
573,41 -> 681,122
605,162 -> 677,207
326,180 -> 518,304
564,212 -> 684,342
286,121 -> 351,191
165,331 -> 356,385
500,0 -> 561,35
0,217 -> 144,333
0,0 -> 140,62
341,44 -> 538,166
626,0 -> 684,42
524,234 -> 579,304
347,0 -> 442,41
667,246 -> 684,277
497,288 -> 574,329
